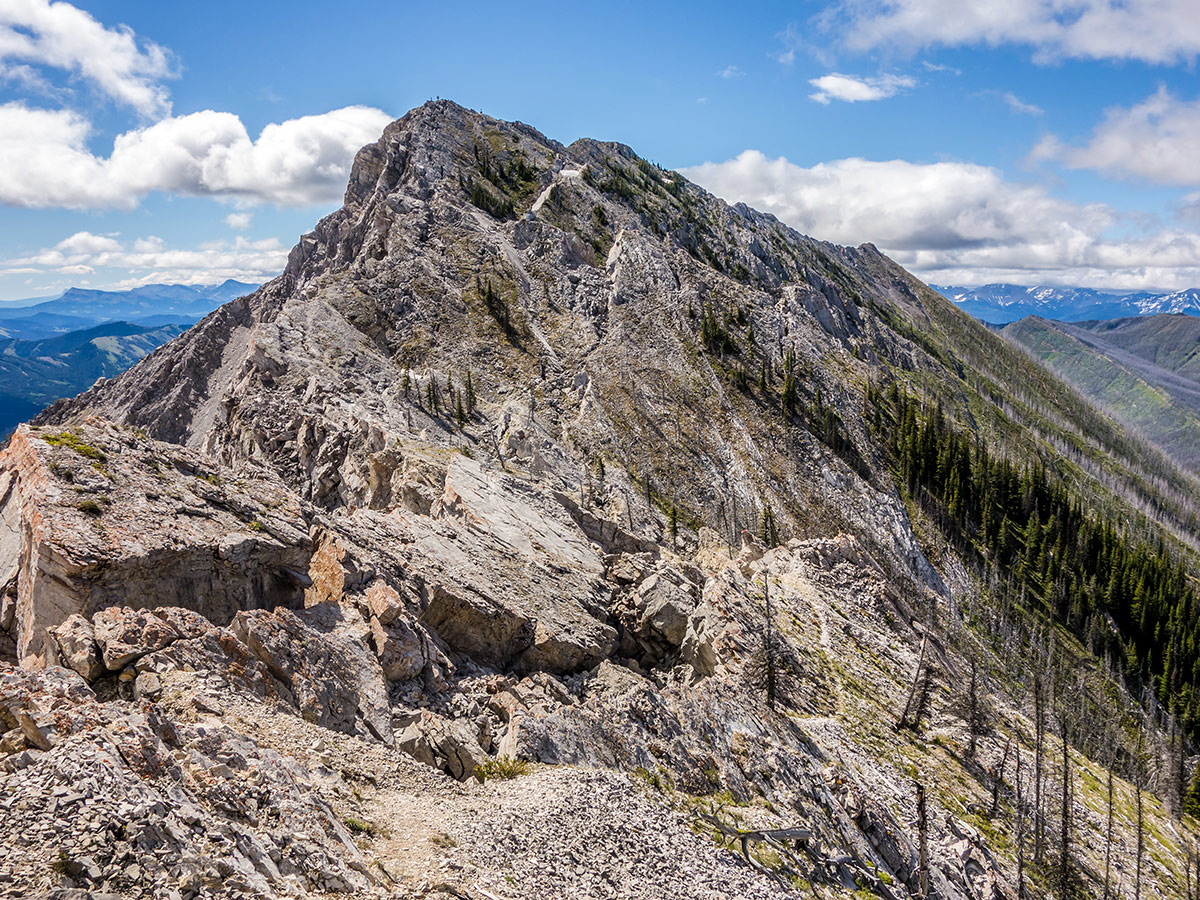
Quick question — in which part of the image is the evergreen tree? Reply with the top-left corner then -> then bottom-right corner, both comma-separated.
1185,763 -> 1200,819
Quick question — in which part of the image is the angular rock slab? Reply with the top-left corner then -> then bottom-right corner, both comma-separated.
232,603 -> 393,744
332,453 -> 617,674
0,421 -> 312,665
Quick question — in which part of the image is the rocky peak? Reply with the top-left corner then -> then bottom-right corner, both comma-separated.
6,101 -> 1197,899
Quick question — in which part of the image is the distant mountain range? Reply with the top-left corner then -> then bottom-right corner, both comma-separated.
0,280 -> 257,341
0,280 -> 258,434
0,320 -> 191,435
1001,314 -> 1200,473
935,283 -> 1200,323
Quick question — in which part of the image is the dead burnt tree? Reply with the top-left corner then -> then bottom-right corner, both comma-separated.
1102,747 -> 1115,900
1033,673 -> 1047,867
1015,741 -> 1027,900
745,575 -> 798,711
967,654 -> 984,758
990,736 -> 1011,817
916,781 -> 931,899
896,631 -> 934,732
1135,770 -> 1145,900
1058,716 -> 1074,900
693,806 -> 817,889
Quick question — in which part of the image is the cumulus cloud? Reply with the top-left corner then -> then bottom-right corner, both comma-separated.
808,73 -> 914,104
827,0 -> 1200,65
0,102 -> 393,209
0,0 -> 175,115
1034,86 -> 1200,186
680,149 -> 1200,290
225,212 -> 252,230
6,230 -> 289,286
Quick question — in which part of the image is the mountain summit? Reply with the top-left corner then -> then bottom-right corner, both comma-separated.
2,100 -> 1198,898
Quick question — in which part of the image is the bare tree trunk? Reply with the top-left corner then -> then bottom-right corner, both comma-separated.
916,781 -> 930,899
1060,721 -> 1072,900
968,655 -> 979,758
897,633 -> 929,732
991,736 -> 1011,817
1015,741 -> 1026,900
1135,781 -> 1144,900
1103,758 -> 1114,900
1173,714 -> 1187,821
764,576 -> 775,710
1034,675 -> 1045,867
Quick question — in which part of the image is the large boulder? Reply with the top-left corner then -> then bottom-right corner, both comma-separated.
369,614 -> 427,683
634,569 -> 698,648
92,607 -> 184,671
45,614 -> 102,681
331,454 -> 618,675
396,711 -> 488,781
231,603 -> 393,744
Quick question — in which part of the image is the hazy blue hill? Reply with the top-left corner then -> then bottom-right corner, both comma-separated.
0,321 -> 189,435
1073,313 -> 1200,380
0,280 -> 258,340
937,283 -> 1200,323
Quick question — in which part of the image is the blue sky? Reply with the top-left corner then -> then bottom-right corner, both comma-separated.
3,0 -> 1200,299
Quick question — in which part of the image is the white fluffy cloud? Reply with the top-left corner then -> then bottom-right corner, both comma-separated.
828,0 -> 1200,65
680,150 -> 1200,290
6,230 -> 289,287
808,72 -> 914,104
1034,86 -> 1200,186
0,102 -> 393,209
0,0 -> 174,115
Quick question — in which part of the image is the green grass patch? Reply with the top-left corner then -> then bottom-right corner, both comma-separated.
75,497 -> 109,517
42,430 -> 106,461
342,816 -> 377,836
474,756 -> 530,782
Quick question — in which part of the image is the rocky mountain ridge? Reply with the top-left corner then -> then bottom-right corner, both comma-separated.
2,100 -> 1198,899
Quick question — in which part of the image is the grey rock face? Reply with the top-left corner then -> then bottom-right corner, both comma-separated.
231,604 -> 393,744
0,421 -> 312,666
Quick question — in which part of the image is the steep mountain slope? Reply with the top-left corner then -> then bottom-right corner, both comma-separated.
0,321 -> 189,437
1077,314 -> 1200,380
938,283 -> 1200,323
1001,314 -> 1200,474
3,101 -> 1198,899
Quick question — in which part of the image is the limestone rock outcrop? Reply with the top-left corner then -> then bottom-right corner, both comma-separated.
0,422 -> 311,666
